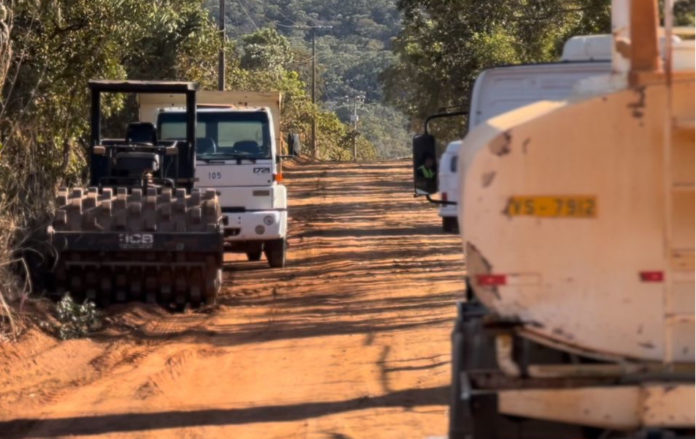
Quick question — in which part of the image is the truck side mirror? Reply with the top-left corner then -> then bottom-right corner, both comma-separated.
413,133 -> 438,195
288,133 -> 301,157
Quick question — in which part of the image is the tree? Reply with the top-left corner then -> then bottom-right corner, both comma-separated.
0,0 -> 222,311
228,28 -> 377,160
382,0 -> 613,135
205,0 -> 407,159
239,27 -> 294,73
384,0 -> 694,139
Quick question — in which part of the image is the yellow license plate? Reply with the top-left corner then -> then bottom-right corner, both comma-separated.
504,196 -> 597,218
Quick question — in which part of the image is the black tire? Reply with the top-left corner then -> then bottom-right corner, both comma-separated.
450,302 -> 492,439
449,318 -> 469,439
449,302 -> 597,439
246,246 -> 263,261
264,239 -> 286,268
443,216 -> 459,233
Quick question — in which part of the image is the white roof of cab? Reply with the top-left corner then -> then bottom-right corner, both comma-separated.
561,35 -> 612,61
158,107 -> 268,113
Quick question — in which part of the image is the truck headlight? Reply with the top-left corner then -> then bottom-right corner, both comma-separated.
263,215 -> 274,226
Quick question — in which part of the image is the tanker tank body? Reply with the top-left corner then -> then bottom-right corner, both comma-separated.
447,1 -> 695,437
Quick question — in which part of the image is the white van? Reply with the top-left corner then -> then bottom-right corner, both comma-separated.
437,36 -> 612,232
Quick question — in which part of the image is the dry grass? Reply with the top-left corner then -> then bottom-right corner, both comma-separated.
0,127 -> 57,340
0,1 -> 21,339
0,2 -> 57,340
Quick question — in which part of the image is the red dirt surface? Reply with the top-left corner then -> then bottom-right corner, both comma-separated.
0,160 -> 466,439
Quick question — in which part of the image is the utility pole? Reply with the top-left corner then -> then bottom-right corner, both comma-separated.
308,25 -> 333,159
311,28 -> 317,159
276,24 -> 332,159
351,94 -> 365,162
218,0 -> 225,91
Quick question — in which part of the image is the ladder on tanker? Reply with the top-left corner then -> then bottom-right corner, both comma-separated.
662,37 -> 695,364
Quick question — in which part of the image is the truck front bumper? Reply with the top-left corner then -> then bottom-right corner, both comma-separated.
222,210 -> 287,242
439,204 -> 458,218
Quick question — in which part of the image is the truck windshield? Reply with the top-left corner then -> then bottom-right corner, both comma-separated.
158,111 -> 272,160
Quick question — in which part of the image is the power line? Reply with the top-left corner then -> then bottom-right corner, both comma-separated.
218,0 -> 225,90
290,55 -> 315,65
236,0 -> 260,31
276,24 -> 333,31
273,24 -> 333,158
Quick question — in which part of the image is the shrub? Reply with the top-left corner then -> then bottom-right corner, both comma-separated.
55,295 -> 101,340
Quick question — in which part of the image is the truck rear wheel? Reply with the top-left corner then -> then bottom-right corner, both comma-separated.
246,245 -> 263,261
449,301 -> 609,439
265,239 -> 286,268
443,216 -> 459,233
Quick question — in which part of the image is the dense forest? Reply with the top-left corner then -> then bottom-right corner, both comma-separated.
385,0 -> 693,140
205,0 -> 411,159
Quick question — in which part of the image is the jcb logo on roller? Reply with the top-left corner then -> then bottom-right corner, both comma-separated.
253,167 -> 271,174
119,233 -> 154,249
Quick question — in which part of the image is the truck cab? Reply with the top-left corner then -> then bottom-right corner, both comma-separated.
155,104 -> 290,267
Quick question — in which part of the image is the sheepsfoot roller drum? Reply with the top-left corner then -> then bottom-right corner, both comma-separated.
49,187 -> 223,308
48,80 -> 224,308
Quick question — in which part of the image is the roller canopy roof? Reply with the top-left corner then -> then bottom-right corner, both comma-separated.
88,80 -> 198,94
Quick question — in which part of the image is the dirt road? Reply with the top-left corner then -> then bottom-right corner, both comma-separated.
0,160 -> 466,439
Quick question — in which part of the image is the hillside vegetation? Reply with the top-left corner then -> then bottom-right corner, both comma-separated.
384,0 -> 694,141
205,0 -> 412,158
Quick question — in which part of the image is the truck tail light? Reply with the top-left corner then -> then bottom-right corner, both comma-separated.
274,173 -> 283,182
476,274 -> 507,286
640,271 -> 663,282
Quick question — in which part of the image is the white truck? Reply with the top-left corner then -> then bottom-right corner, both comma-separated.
436,36 -> 612,233
139,91 -> 297,268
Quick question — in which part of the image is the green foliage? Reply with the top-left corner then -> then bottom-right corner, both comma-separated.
227,27 -> 376,159
314,110 -> 377,161
0,0 -> 224,311
127,1 -> 222,86
3,0 -> 223,189
205,0 -> 407,158
670,0 -> 695,25
56,295 -> 101,340
240,27 -> 294,73
384,0 -> 694,141
334,102 -> 410,158
383,0 -> 614,135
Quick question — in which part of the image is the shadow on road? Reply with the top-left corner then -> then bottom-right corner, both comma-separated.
94,312 -> 453,347
96,160 -> 465,349
0,386 -> 448,438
